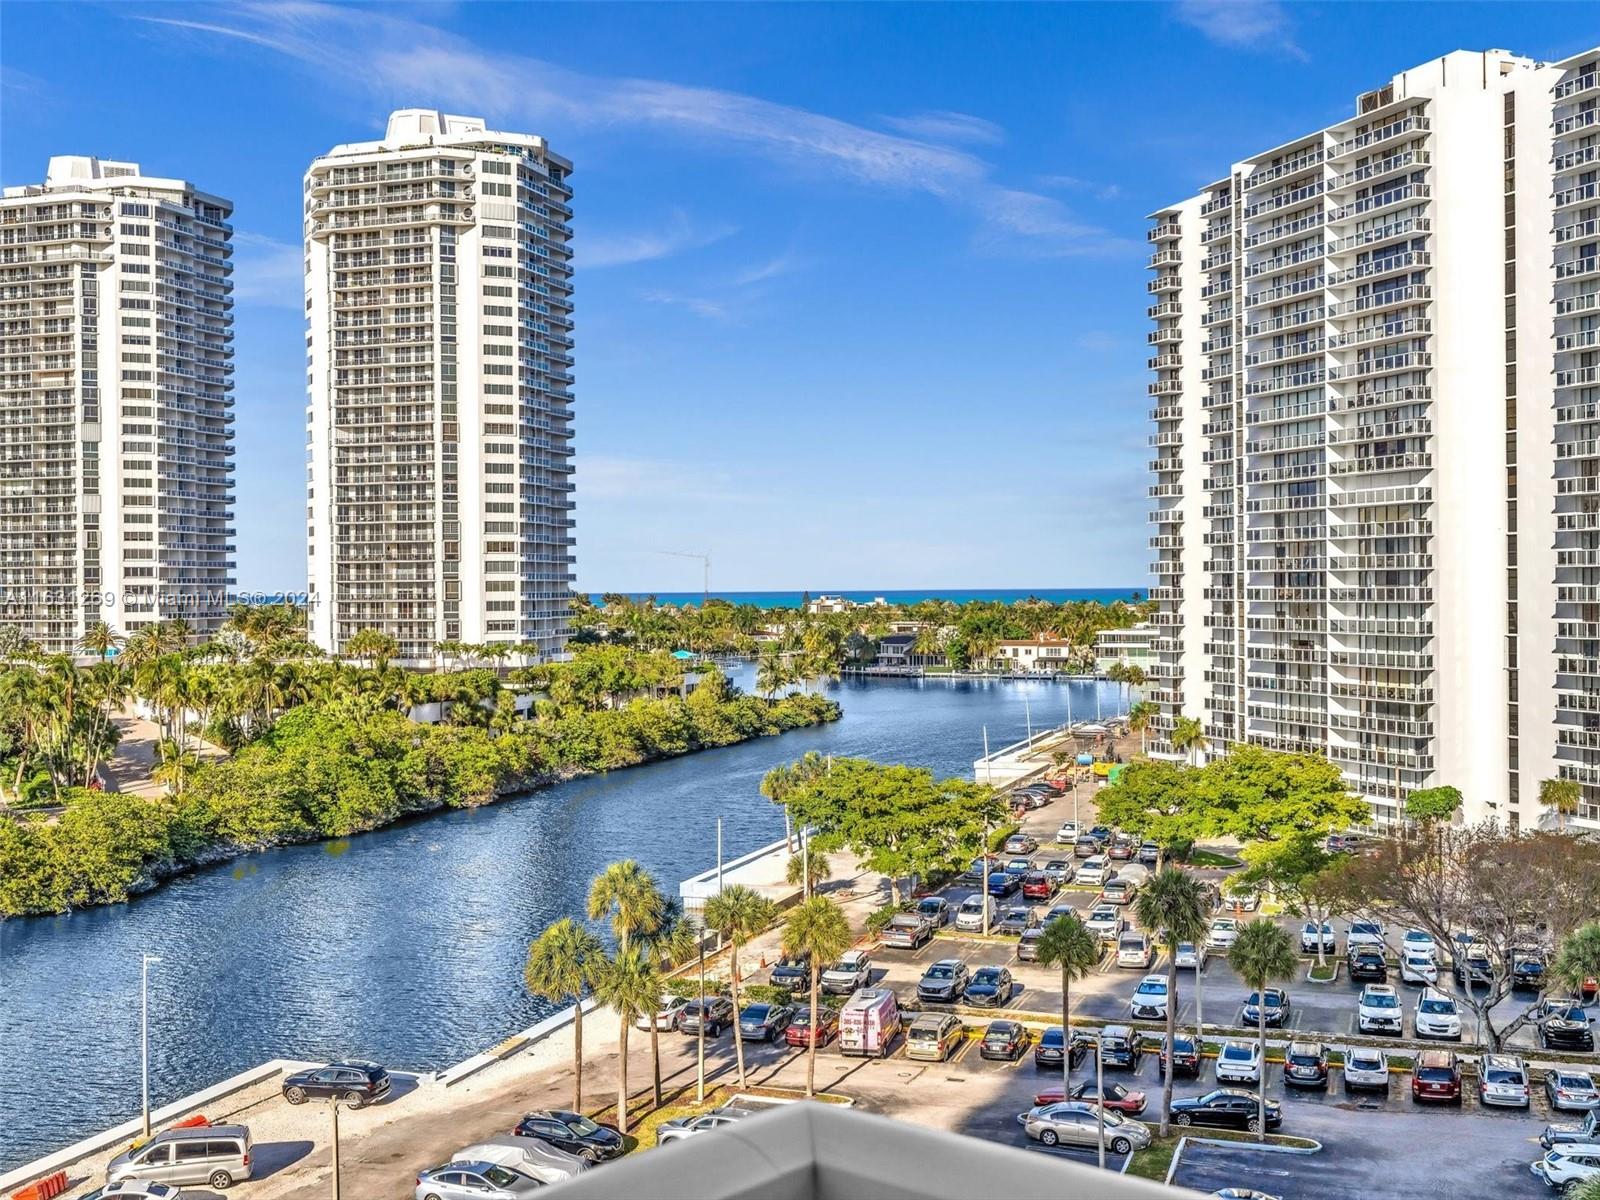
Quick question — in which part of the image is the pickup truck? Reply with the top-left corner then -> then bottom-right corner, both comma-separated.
880,912 -> 935,950
1540,1108 -> 1600,1150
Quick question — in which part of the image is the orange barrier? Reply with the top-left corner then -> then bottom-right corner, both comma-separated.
170,1114 -> 210,1129
12,1170 -> 68,1200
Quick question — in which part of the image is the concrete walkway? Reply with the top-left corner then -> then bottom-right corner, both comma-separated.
100,711 -> 226,798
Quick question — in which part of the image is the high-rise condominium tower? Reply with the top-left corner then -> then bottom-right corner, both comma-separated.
304,110 -> 575,664
1146,47 -> 1600,833
0,157 -> 236,653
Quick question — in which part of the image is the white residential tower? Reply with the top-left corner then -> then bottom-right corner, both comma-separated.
304,110 -> 575,664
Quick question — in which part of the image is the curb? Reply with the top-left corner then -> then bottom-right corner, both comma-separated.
1164,1136 -> 1189,1186
1303,960 -> 1341,985
1187,1134 -> 1324,1156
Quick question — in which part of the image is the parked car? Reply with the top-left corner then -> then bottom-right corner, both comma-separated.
1101,878 -> 1137,906
1004,833 -> 1039,854
677,996 -> 735,1036
955,895 -> 995,932
105,1125 -> 253,1191
784,1004 -> 839,1047
1541,1109 -> 1600,1151
1342,1046 -> 1390,1092
916,896 -> 952,927
1410,1049 -> 1462,1104
1138,842 -> 1160,866
1130,973 -> 1169,1020
820,949 -> 873,995
980,1019 -> 1029,1061
1215,1042 -> 1262,1085
1170,1089 -> 1281,1132
655,1106 -> 758,1145
1241,988 -> 1291,1028
738,1002 -> 795,1043
283,1060 -> 391,1108
414,1161 -> 542,1200
637,995 -> 690,1031
510,1111 -> 624,1162
1073,836 -> 1099,859
1076,856 -> 1111,886
1283,1042 -> 1329,1089
1174,941 -> 1208,971
1353,983 -> 1402,1036
1452,943 -> 1495,988
1042,859 -> 1074,886
1056,821 -> 1079,843
769,955 -> 811,992
965,855 -> 996,881
1546,1070 -> 1600,1113
1108,836 -> 1135,861
1097,1025 -> 1144,1070
1514,952 -> 1548,991
1300,922 -> 1336,955
1118,932 -> 1155,970
1017,927 -> 1045,963
1004,856 -> 1033,876
1206,918 -> 1240,950
1530,1144 -> 1600,1195
1037,1080 -> 1148,1115
1086,904 -> 1126,941
1021,872 -> 1054,901
450,1137 -> 588,1186
1348,946 -> 1388,982
905,1012 -> 965,1062
880,912 -> 936,950
964,965 -> 1014,1007
838,988 -> 901,1058
1019,1102 -> 1151,1155
1044,902 -> 1076,925
1033,1025 -> 1090,1072
917,958 -> 971,1003
1413,989 -> 1462,1041
81,1185 -> 181,1200
1479,1054 -> 1531,1109
1401,928 -> 1437,958
1400,950 -> 1439,986
1224,887 -> 1260,912
1155,1033 -> 1202,1079
1537,1000 -> 1597,1051
988,871 -> 1022,898
1088,825 -> 1113,845
997,905 -> 1041,936
1347,920 -> 1386,950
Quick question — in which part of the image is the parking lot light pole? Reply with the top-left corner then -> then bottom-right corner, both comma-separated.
1095,1038 -> 1106,1170
329,1097 -> 341,1200
140,953 -> 162,1137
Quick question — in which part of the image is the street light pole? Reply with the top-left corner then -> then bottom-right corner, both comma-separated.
141,953 -> 162,1137
981,726 -> 992,940
1095,1037 -> 1106,1169
329,1097 -> 341,1200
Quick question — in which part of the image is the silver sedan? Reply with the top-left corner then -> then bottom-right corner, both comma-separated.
1546,1070 -> 1600,1112
1018,1102 -> 1151,1155
415,1162 -> 542,1200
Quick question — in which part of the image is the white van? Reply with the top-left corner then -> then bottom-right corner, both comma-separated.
838,987 -> 901,1058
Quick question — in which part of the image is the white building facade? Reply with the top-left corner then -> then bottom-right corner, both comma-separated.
1148,48 -> 1600,833
0,157 -> 235,653
304,110 -> 575,664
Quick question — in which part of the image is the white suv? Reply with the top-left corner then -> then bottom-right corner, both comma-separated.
1347,920 -> 1386,950
1414,989 -> 1462,1041
1130,973 -> 1169,1020
1532,1144 -> 1600,1195
1357,984 -> 1403,1035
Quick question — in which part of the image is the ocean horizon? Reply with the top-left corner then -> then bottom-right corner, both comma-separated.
588,587 -> 1145,609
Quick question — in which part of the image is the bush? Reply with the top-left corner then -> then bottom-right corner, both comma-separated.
987,823 -> 1020,852
665,975 -> 728,1000
866,901 -> 910,934
741,984 -> 797,1007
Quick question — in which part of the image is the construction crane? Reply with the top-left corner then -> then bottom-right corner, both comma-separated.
656,550 -> 711,605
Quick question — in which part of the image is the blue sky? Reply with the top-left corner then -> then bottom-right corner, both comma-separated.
1,3 -> 1590,593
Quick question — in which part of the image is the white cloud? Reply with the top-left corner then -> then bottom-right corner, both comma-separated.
731,249 -> 804,287
230,232 -> 303,309
133,3 -> 1121,257
638,290 -> 731,321
1040,174 -> 1122,202
1172,0 -> 1307,60
880,110 -> 1005,146
579,211 -> 735,269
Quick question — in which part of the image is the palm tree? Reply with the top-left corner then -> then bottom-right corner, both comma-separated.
525,918 -> 605,1112
1539,777 -> 1583,833
78,621 -> 122,661
638,902 -> 701,1109
755,650 -> 789,700
761,761 -> 796,849
1127,700 -> 1156,756
703,884 -> 777,1088
591,947 -> 660,1137
1032,913 -> 1100,1103
781,896 -> 853,1097
1171,715 -> 1207,766
1134,868 -> 1210,1135
1228,919 -> 1298,1141
1564,1177 -> 1600,1200
785,848 -> 831,896
587,860 -> 666,954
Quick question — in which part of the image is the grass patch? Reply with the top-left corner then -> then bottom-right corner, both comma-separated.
1307,961 -> 1337,982
589,1083 -> 849,1153
1185,850 -> 1241,868
1124,1128 -> 1319,1181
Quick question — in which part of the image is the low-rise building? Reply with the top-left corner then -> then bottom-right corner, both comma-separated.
990,635 -> 1076,674
1094,624 -> 1158,674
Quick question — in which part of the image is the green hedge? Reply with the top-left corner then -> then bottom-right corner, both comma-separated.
0,687 -> 840,918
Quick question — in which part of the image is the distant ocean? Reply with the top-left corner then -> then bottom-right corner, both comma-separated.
588,588 -> 1144,609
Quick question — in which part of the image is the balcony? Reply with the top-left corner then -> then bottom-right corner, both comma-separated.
1147,273 -> 1182,294
1148,220 -> 1182,242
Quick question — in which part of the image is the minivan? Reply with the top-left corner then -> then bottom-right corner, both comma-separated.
839,987 -> 901,1058
107,1124 -> 253,1190
905,1012 -> 964,1062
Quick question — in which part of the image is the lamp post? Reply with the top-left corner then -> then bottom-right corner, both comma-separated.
141,953 -> 162,1137
1095,1036 -> 1106,1169
329,1097 -> 342,1200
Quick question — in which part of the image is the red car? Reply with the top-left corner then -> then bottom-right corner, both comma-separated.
1033,1080 -> 1147,1115
784,1005 -> 839,1048
1021,872 -> 1053,900
1411,1050 -> 1462,1103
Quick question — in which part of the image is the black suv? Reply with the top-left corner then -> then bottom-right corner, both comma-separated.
1033,1026 -> 1091,1071
1097,1025 -> 1144,1070
1537,1000 -> 1597,1051
1348,946 -> 1387,982
770,955 -> 811,992
1512,953 -> 1546,991
1452,946 -> 1494,988
1156,1034 -> 1201,1079
282,1060 -> 391,1108
512,1109 -> 625,1161
1283,1042 -> 1329,1089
